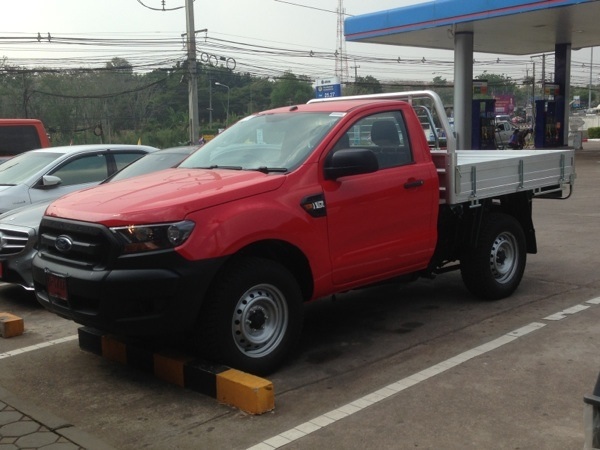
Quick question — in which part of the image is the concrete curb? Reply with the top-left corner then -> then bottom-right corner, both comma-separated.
77,327 -> 275,415
0,312 -> 24,338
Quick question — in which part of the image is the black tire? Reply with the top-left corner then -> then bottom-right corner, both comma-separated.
194,257 -> 304,375
460,213 -> 527,300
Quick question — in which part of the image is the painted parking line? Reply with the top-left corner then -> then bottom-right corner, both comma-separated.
0,335 -> 78,360
247,297 -> 600,450
544,304 -> 591,320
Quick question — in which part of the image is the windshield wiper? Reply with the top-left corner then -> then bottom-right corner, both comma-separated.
254,166 -> 288,174
197,165 -> 243,170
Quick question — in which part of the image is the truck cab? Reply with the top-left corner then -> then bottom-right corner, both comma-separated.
0,119 -> 50,162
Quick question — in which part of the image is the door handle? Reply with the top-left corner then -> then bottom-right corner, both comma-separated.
404,179 -> 424,189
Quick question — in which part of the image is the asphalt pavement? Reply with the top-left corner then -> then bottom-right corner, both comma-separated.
0,141 -> 598,450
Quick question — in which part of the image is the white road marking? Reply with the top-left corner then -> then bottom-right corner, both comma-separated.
0,335 -> 78,360
247,299 -> 598,449
544,303 -> 590,320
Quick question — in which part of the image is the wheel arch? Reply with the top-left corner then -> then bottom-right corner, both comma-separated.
218,239 -> 314,301
490,192 -> 537,254
433,192 -> 537,270
462,192 -> 537,254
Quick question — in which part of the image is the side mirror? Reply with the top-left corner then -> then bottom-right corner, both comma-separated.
324,148 -> 379,180
40,175 -> 62,188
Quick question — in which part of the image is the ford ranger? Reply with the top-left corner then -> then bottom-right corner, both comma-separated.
31,91 -> 575,375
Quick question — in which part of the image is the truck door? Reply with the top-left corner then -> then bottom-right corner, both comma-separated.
323,110 -> 439,286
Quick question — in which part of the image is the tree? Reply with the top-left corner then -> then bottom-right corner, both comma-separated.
343,75 -> 383,96
431,76 -> 453,106
475,72 -> 518,96
106,57 -> 133,73
270,72 -> 313,107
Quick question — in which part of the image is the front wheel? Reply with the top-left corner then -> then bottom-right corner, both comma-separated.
193,257 -> 304,375
461,213 -> 527,300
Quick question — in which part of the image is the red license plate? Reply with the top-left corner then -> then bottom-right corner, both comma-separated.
47,273 -> 68,302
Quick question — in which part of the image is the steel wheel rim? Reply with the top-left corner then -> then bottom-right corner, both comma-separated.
231,283 -> 288,358
489,232 -> 518,283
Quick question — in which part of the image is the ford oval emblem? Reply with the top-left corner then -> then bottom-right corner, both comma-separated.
55,235 -> 73,253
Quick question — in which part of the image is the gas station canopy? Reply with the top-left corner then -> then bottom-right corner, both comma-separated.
344,0 -> 600,149
345,0 -> 600,56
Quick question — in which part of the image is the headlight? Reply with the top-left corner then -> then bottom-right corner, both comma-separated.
110,220 -> 195,254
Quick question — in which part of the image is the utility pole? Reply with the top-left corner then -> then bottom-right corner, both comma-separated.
185,0 -> 199,144
351,59 -> 360,80
589,47 -> 594,109
208,71 -> 213,125
541,53 -> 546,99
335,0 -> 349,83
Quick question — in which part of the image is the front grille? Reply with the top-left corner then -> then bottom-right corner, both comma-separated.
37,217 -> 118,269
0,227 -> 31,255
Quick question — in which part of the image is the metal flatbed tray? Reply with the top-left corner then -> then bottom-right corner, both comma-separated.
442,149 -> 575,205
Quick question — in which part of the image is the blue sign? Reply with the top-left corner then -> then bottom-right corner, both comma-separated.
315,83 -> 341,99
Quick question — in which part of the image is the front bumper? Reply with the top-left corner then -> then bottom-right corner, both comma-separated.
32,251 -> 227,336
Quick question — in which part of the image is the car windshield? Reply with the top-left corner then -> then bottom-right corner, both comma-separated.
108,147 -> 196,183
179,112 -> 342,172
0,152 -> 61,185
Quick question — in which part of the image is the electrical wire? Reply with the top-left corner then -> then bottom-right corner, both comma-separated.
0,30 -> 596,88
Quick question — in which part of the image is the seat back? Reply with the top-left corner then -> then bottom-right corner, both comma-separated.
371,120 -> 400,147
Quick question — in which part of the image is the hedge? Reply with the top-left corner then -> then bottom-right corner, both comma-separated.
588,127 -> 600,139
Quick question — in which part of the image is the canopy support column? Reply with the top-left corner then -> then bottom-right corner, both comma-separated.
555,43 -> 571,146
454,31 -> 474,150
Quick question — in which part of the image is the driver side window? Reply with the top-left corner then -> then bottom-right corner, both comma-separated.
51,154 -> 108,185
330,111 -> 413,169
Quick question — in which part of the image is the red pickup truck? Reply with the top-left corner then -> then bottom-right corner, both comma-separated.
32,91 -> 575,374
0,119 -> 50,161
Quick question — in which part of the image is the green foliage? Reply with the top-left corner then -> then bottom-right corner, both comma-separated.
270,72 -> 313,107
588,127 -> 600,138
344,75 -> 383,96
430,76 -> 454,106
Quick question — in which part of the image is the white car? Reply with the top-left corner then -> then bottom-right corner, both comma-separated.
495,120 -> 520,146
0,144 -> 158,214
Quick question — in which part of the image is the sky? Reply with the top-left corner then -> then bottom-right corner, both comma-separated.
0,0 -> 597,87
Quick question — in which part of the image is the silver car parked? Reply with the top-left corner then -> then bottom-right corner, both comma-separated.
0,144 -> 158,214
0,145 -> 198,290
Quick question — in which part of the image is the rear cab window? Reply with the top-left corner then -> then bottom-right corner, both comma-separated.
0,120 -> 50,161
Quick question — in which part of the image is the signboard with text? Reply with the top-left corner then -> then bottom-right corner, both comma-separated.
545,84 -> 560,97
494,94 -> 515,114
315,77 -> 341,99
473,80 -> 488,95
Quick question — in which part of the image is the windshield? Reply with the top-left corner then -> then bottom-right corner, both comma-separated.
108,148 -> 196,183
179,112 -> 342,172
0,152 -> 61,185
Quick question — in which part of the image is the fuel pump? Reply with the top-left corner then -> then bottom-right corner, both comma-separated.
535,100 -> 561,148
472,99 -> 496,149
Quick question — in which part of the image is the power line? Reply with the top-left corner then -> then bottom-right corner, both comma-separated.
273,0 -> 352,16
136,0 -> 189,12
0,31 -> 597,87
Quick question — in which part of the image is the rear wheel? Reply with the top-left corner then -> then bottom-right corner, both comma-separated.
461,213 -> 527,300
194,257 -> 304,375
